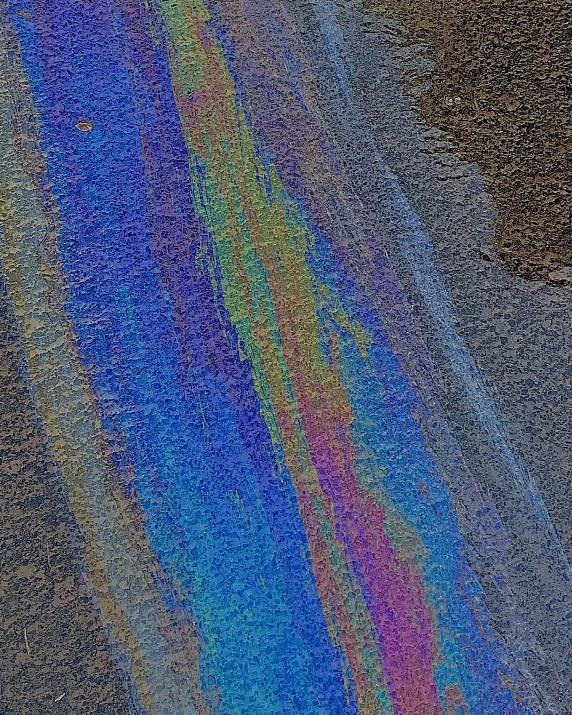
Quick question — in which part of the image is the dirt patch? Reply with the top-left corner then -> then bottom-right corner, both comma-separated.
0,284 -> 131,715
365,0 -> 572,281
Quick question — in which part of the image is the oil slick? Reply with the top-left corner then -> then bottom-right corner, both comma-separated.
0,0 -> 567,713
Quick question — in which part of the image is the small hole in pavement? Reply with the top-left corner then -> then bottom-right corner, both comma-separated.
75,120 -> 93,132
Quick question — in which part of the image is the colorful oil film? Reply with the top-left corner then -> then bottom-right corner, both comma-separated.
1,0 -> 570,713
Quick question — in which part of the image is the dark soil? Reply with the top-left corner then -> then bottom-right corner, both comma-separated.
0,280 -> 131,715
365,0 -> 572,281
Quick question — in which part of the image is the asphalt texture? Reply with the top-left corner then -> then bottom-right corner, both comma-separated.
365,0 -> 572,281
